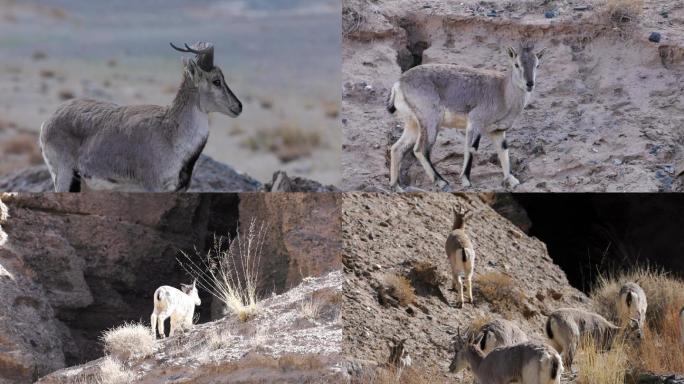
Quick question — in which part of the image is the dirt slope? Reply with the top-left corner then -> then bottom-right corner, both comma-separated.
341,192 -> 589,382
342,0 -> 684,192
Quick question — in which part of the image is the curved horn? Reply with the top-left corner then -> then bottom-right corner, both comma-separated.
170,42 -> 214,72
170,42 -> 191,53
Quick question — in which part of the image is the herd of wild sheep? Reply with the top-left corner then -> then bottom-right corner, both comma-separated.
390,209 -> 684,383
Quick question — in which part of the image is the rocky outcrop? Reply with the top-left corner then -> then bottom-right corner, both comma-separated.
0,193 -> 341,383
35,271 -> 343,384
341,193 -> 589,382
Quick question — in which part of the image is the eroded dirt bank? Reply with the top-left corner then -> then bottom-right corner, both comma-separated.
342,0 -> 684,192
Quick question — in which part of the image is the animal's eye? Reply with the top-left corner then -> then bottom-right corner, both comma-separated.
212,79 -> 221,87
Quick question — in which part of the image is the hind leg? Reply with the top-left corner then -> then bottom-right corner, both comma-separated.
389,118 -> 418,191
488,130 -> 519,188
40,128 -> 80,192
414,115 -> 448,190
460,120 -> 482,187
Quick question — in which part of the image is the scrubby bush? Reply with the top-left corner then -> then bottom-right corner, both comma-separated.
380,273 -> 415,306
101,322 -> 155,362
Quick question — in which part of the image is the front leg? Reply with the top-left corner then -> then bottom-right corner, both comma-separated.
488,130 -> 519,188
460,120 -> 481,187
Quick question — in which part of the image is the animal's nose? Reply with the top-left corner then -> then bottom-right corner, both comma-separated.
233,101 -> 243,114
526,81 -> 534,88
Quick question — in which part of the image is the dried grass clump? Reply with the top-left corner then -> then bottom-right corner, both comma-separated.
242,123 -> 322,162
576,335 -> 629,384
604,0 -> 643,24
591,267 -> 684,374
352,365 -> 435,384
97,356 -> 135,384
477,272 -> 529,316
101,322 -> 154,362
380,273 -> 416,306
299,294 -> 322,320
179,219 -> 266,322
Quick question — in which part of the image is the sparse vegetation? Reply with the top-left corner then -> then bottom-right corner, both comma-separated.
353,365 -> 434,384
592,267 -> 684,375
97,356 -> 135,384
300,294 -> 322,320
476,272 -> 530,316
380,273 -> 415,306
576,335 -> 629,384
604,0 -> 643,24
179,219 -> 266,322
101,322 -> 155,362
242,123 -> 322,162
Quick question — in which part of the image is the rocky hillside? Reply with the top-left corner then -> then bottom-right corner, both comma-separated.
36,271 -> 343,384
342,0 -> 684,192
0,193 -> 340,383
341,192 -> 589,382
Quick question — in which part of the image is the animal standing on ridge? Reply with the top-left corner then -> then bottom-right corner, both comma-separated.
450,328 -> 562,384
40,42 -> 242,192
151,280 -> 201,338
616,282 -> 647,338
445,208 -> 475,307
387,42 -> 546,191
545,308 -> 634,369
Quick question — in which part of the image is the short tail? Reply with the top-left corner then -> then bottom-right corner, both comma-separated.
550,354 -> 561,380
626,291 -> 635,307
546,317 -> 554,340
387,82 -> 398,113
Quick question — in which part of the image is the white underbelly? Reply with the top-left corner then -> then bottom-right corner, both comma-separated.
442,110 -> 468,129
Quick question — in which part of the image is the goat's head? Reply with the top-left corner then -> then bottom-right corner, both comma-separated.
450,327 -> 475,373
171,42 -> 242,117
506,42 -> 547,93
181,279 -> 201,306
452,207 -> 466,230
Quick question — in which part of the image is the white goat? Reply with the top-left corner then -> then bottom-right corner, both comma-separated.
151,280 -> 201,338
445,208 -> 475,307
617,282 -> 647,338
387,42 -> 547,191
545,308 -> 629,369
40,42 -> 242,192
476,318 -> 529,355
450,328 -> 562,384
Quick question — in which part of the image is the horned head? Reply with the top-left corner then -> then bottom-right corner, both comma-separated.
452,207 -> 467,230
170,42 -> 242,117
505,41 -> 547,93
450,326 -> 472,373
181,279 -> 201,306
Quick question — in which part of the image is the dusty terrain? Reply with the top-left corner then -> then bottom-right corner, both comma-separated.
342,0 -> 684,192
0,193 -> 341,383
0,0 -> 341,186
341,193 -> 590,382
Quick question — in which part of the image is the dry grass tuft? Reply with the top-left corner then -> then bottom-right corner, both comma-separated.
604,0 -> 643,24
2,134 -> 41,163
101,322 -> 155,362
477,272 -> 529,316
576,335 -> 629,384
353,365 -> 435,384
380,273 -> 415,306
179,219 -> 266,322
97,356 -> 135,384
242,123 -> 321,162
592,267 -> 684,374
299,294 -> 322,320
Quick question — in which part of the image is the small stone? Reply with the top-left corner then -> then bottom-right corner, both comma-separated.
613,159 -> 623,166
660,11 -> 669,18
649,32 -> 661,43
487,10 -> 497,17
544,10 -> 556,18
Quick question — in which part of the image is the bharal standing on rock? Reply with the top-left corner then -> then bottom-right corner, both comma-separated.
40,42 -> 242,192
151,280 -> 201,338
387,42 -> 547,191
445,208 -> 475,307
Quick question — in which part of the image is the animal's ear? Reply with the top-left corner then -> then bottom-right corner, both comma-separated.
183,57 -> 198,79
506,46 -> 518,59
192,279 -> 197,288
536,47 -> 548,60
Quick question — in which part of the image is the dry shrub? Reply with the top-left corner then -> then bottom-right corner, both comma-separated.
380,273 -> 415,306
205,327 -> 232,351
576,335 -> 629,384
469,315 -> 494,334
242,123 -> 321,162
604,0 -> 643,24
179,219 -> 265,322
101,322 -> 155,362
3,134 -> 39,156
97,356 -> 135,384
592,267 -> 684,374
300,294 -> 322,320
277,353 -> 327,371
353,365 -> 437,384
476,272 -> 528,315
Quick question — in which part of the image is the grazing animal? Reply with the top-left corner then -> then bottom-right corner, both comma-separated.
545,308 -> 629,368
617,282 -> 647,338
476,318 -> 530,355
445,208 -> 475,307
387,42 -> 547,191
40,42 -> 242,192
388,338 -> 412,371
450,328 -> 562,384
151,280 -> 201,338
